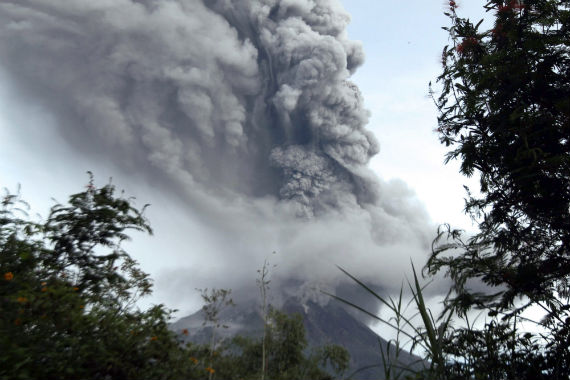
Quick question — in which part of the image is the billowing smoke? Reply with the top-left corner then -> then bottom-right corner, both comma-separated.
0,0 -> 435,313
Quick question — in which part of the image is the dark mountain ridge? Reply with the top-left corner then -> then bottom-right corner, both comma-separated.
171,296 -> 422,379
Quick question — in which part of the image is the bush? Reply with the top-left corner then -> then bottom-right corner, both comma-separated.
0,176 -> 194,379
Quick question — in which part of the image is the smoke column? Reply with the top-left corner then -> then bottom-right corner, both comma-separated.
0,0 -> 434,310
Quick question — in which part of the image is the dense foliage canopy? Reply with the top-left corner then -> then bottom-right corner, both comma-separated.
427,0 -> 570,378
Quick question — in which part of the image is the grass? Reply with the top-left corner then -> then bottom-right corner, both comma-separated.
325,262 -> 454,380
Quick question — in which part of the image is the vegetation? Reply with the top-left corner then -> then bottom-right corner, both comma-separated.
209,308 -> 349,380
197,287 -> 235,380
430,0 -> 570,378
256,257 -> 274,380
431,0 -> 570,319
2,1 -> 568,379
0,176 -> 348,379
336,1 -> 570,379
0,175 -> 197,379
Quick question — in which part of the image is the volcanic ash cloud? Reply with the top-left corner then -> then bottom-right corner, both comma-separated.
0,0 -> 435,306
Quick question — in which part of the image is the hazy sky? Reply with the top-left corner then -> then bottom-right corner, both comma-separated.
344,0 -> 486,229
0,0 -> 490,318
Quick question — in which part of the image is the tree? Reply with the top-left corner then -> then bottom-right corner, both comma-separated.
428,0 -> 570,377
256,256 -> 276,380
197,287 -> 235,380
0,176 -> 196,379
218,309 -> 349,380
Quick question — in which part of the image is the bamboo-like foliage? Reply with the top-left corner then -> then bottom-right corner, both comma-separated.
328,264 -> 453,380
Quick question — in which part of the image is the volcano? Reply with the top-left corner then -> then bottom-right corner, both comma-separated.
171,296 -> 423,379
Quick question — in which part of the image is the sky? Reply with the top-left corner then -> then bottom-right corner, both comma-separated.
344,0 -> 487,229
0,0 -> 491,323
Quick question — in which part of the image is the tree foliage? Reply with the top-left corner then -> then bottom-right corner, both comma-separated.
1,176 -> 347,379
213,308 -> 349,380
197,287 -> 235,380
0,176 -> 197,379
428,0 -> 570,377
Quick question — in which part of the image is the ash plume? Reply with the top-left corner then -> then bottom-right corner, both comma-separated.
0,0 -> 435,313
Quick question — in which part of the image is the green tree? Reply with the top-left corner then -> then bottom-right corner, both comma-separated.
0,176 -> 195,379
215,309 -> 349,380
0,176 -> 347,380
197,287 -> 235,379
428,0 -> 570,377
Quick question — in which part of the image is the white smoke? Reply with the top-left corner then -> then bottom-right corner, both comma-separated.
0,0 -> 435,311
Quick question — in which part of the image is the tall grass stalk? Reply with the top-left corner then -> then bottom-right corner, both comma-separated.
327,263 -> 453,380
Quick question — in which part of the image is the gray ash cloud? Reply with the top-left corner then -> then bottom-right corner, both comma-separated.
0,0 -> 434,312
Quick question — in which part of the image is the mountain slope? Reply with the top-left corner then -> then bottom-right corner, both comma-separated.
171,297 -> 422,379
